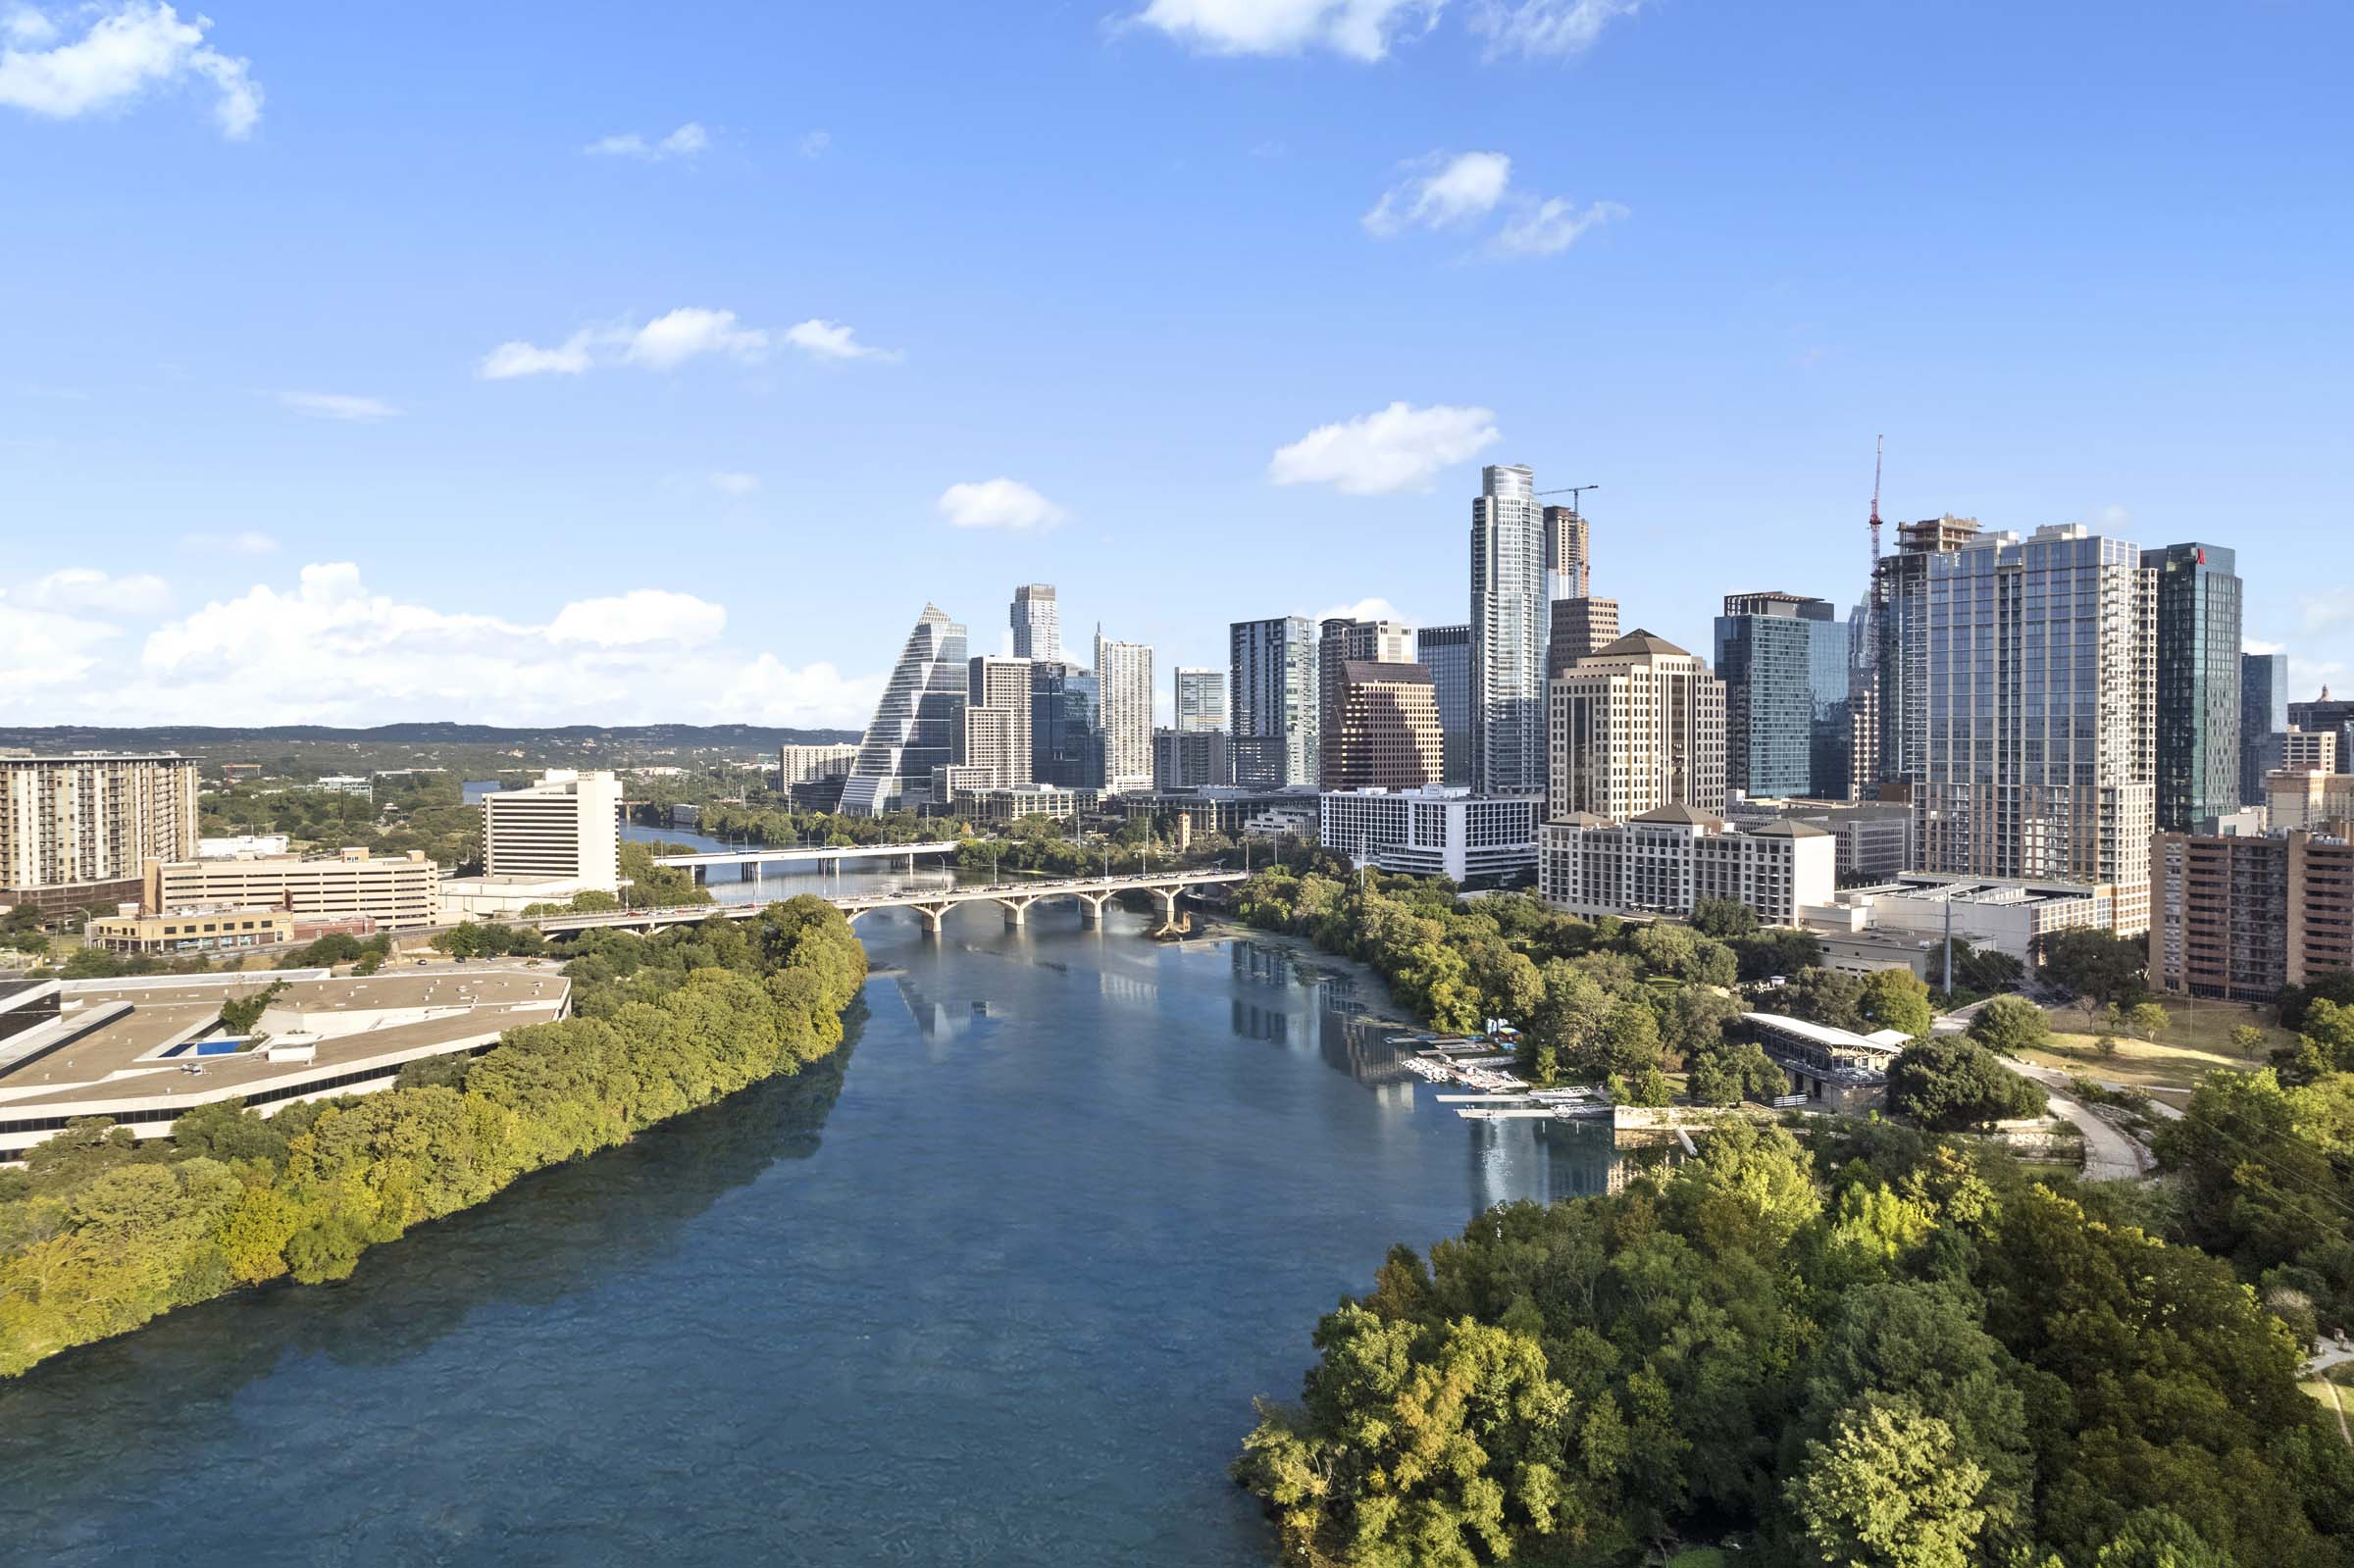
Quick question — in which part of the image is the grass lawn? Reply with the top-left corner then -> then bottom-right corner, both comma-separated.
2019,998 -> 2290,1099
1665,1550 -> 1729,1568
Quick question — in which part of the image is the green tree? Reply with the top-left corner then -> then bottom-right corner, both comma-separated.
2229,1024 -> 2266,1058
1967,996 -> 2049,1056
1886,1038 -> 2046,1131
1785,1397 -> 1989,1568
2037,928 -> 2149,1015
1631,921 -> 1699,978
2126,1001 -> 2170,1041
1779,968 -> 1865,1032
1690,896 -> 1758,939
1859,970 -> 1935,1040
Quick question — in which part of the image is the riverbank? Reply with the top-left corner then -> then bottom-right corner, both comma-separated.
0,898 -> 868,1379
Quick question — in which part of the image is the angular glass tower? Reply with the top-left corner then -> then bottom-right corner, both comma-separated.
838,604 -> 969,816
2143,542 -> 2242,832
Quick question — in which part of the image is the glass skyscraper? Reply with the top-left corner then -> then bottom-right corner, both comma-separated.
1915,525 -> 2156,934
1417,624 -> 1472,788
2241,650 -> 2289,805
1009,583 -> 1058,662
1030,661 -> 1102,790
1471,465 -> 1547,797
839,604 -> 969,816
2142,543 -> 2242,832
1230,616 -> 1318,787
1714,592 -> 1847,800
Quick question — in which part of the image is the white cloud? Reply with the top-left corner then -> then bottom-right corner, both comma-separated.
279,390 -> 401,422
1489,195 -> 1627,256
2245,639 -> 2284,657
1363,151 -> 1511,235
782,318 -> 898,362
4,8 -> 58,44
478,310 -> 895,379
476,331 -> 597,380
545,588 -> 726,648
1313,597 -> 1406,625
27,567 -> 172,616
0,2 -> 260,137
625,307 -> 770,370
709,471 -> 761,496
585,121 -> 707,161
179,529 -> 279,555
1268,401 -> 1500,495
1468,0 -> 1644,58
798,128 -> 830,158
937,479 -> 1068,532
1131,0 -> 1443,61
0,561 -> 881,728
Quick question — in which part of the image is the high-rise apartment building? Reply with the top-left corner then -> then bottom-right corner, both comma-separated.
1029,661 -> 1102,790
2152,828 -> 2354,1001
1153,728 -> 1233,790
1009,583 -> 1058,662
1546,597 -> 1621,678
958,657 -> 1035,791
778,743 -> 859,786
1318,616 -> 1412,770
1416,624 -> 1473,788
2242,652 -> 2290,804
1546,631 -> 1727,823
481,770 -> 622,893
840,604 -> 970,816
2143,543 -> 2242,832
1320,662 -> 1444,790
1094,630 -> 1154,795
1544,504 -> 1591,602
1471,464 -> 1548,797
1713,592 -> 1851,800
1870,514 -> 1980,789
0,753 -> 200,913
1174,667 -> 1228,733
1914,525 -> 2157,934
1230,616 -> 1318,787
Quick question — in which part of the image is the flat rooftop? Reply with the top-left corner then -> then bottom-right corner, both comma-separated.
0,968 -> 569,1117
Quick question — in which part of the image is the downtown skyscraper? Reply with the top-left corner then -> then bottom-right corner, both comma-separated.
1094,629 -> 1153,795
2242,650 -> 2289,805
1914,525 -> 2157,934
1009,584 -> 1059,662
1416,625 -> 1472,788
840,604 -> 970,816
1173,667 -> 1228,733
1230,616 -> 1318,787
1714,592 -> 1850,800
1470,464 -> 1546,797
2142,542 -> 2242,832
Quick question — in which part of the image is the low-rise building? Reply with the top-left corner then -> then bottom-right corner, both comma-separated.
0,970 -> 570,1158
1540,807 -> 1834,925
309,775 -> 374,798
144,848 -> 442,930
1728,798 -> 1913,883
438,874 -> 587,920
84,905 -> 296,955
964,784 -> 1084,825
1115,787 -> 1322,840
1320,788 -> 1540,885
1737,1011 -> 1905,1112
2151,827 -> 2354,1001
2282,729 -> 2339,774
1801,873 -> 2109,968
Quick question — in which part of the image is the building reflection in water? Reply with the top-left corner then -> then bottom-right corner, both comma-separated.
889,974 -> 997,1044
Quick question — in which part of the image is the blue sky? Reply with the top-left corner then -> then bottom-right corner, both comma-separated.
4,0 -> 2349,730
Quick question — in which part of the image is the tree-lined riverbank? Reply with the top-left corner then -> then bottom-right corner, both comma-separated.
0,897 -> 867,1378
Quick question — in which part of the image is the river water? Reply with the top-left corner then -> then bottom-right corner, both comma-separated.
0,876 -> 1633,1565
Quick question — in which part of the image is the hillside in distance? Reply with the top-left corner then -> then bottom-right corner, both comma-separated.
0,723 -> 858,751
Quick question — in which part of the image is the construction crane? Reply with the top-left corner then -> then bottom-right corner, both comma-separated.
1536,482 -> 1601,516
1868,435 -> 1884,575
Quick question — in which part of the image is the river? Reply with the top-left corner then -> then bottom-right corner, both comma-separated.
0,888 -> 1635,1565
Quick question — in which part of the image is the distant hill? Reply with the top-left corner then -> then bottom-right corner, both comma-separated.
0,723 -> 860,750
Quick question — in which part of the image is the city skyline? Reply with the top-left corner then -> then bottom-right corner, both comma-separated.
3,4 -> 2348,727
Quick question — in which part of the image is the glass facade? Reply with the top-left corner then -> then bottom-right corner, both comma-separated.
1417,624 -> 1472,788
1229,616 -> 1318,786
2241,651 -> 2289,805
838,605 -> 969,816
1471,465 -> 1546,796
1030,661 -> 1102,790
2142,543 -> 2242,832
1713,594 -> 1848,800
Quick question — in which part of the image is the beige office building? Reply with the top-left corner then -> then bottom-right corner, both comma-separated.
779,743 -> 859,784
482,771 -> 622,893
1547,631 -> 1727,823
2282,729 -> 2339,774
0,753 -> 200,912
2272,769 -> 2354,831
1546,597 -> 1621,677
1320,662 -> 1445,790
144,848 -> 443,929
